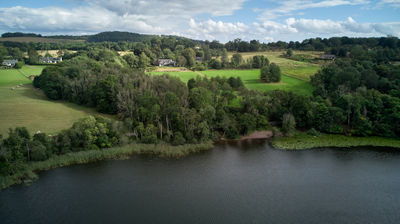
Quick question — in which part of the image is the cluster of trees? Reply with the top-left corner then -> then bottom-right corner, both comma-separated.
1,32 -> 42,38
260,63 -> 281,83
33,55 -> 255,144
311,57 -> 400,136
0,116 -> 120,176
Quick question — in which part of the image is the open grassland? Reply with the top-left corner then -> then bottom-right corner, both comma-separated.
151,69 -> 314,96
227,50 -> 321,81
202,69 -> 313,95
0,66 -> 110,137
151,71 -> 200,83
271,132 -> 400,150
37,50 -> 77,57
0,37 -> 84,43
0,65 -> 46,86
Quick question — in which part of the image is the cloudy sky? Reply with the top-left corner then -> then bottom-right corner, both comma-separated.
0,0 -> 399,42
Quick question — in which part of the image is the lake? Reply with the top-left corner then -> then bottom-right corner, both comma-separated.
1,140 -> 400,224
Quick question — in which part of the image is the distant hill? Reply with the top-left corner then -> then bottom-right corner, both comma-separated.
87,31 -> 156,42
0,36 -> 85,43
0,31 -> 202,44
87,31 -> 204,44
1,32 -> 42,38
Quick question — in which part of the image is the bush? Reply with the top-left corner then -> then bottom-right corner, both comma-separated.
282,113 -> 296,136
14,61 -> 24,69
192,64 -> 206,71
172,132 -> 185,145
260,63 -> 281,83
30,141 -> 48,161
307,128 -> 321,136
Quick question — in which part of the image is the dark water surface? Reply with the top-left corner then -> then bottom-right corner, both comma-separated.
1,140 -> 400,224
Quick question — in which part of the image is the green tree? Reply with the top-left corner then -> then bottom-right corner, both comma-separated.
260,63 -> 281,83
28,48 -> 39,64
282,113 -> 296,136
231,53 -> 243,68
182,48 -> 196,67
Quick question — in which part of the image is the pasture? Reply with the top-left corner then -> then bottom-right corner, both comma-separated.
151,69 -> 314,96
0,65 -> 46,86
37,50 -> 77,57
227,50 -> 321,81
0,65 -> 108,137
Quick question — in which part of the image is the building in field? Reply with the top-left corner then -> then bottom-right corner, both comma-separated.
39,57 -> 62,64
154,59 -> 176,66
2,59 -> 18,67
320,54 -> 336,60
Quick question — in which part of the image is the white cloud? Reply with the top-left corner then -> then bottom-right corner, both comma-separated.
259,0 -> 369,20
85,0 -> 246,17
0,0 -> 246,36
253,17 -> 400,41
187,19 -> 248,41
0,6 -> 165,34
0,0 -> 398,42
378,0 -> 400,7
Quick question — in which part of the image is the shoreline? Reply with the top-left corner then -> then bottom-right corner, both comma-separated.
270,132 -> 400,150
2,133 -> 400,191
0,142 -> 213,191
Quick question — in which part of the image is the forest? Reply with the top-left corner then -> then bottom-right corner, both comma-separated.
1,35 -> 400,179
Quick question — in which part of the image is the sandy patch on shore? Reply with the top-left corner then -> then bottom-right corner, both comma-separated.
240,131 -> 273,140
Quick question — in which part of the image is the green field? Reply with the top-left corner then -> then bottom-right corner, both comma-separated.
0,66 -> 109,137
151,69 -> 314,96
0,65 -> 46,86
151,71 -> 200,83
227,50 -> 321,81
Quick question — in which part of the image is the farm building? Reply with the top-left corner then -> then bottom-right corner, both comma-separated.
154,59 -> 176,66
2,59 -> 18,67
40,57 -> 62,64
320,54 -> 336,60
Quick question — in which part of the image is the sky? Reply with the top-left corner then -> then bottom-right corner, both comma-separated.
0,0 -> 399,42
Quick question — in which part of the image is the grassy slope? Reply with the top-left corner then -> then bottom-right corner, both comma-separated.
0,66 -> 109,137
202,69 -> 313,96
271,132 -> 400,150
0,65 -> 46,86
150,71 -> 200,84
228,50 -> 321,81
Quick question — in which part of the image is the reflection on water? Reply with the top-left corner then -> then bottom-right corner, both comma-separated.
1,140 -> 400,224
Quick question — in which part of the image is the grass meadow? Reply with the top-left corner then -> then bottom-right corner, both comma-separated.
227,50 -> 321,81
0,65 -> 109,137
150,51 -> 320,95
151,69 -> 314,96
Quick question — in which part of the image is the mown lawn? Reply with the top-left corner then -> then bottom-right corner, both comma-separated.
0,65 -> 110,137
227,50 -> 321,81
150,71 -> 200,83
151,69 -> 314,96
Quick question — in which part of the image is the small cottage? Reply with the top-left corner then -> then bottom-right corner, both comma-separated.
154,59 -> 176,66
2,59 -> 18,67
320,54 -> 336,60
40,57 -> 62,64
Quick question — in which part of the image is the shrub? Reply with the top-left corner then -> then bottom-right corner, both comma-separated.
282,113 -> 296,136
260,63 -> 281,83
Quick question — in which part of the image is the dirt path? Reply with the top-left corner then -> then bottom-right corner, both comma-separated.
240,130 -> 273,140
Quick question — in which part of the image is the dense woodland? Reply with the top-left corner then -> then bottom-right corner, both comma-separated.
1,34 -> 400,178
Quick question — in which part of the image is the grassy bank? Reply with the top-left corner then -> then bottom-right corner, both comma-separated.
0,65 -> 110,136
0,142 -> 213,191
271,132 -> 400,150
